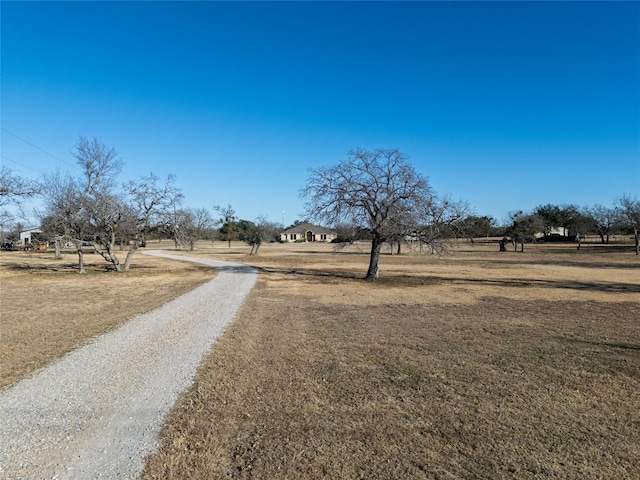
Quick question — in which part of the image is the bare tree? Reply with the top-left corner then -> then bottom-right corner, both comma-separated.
88,190 -> 131,270
73,136 -> 123,195
70,137 -> 125,272
1,166 -> 41,234
0,166 -> 41,208
118,174 -> 183,270
168,207 -> 213,250
415,196 -> 471,253
301,148 -> 432,280
616,194 -> 640,255
42,137 -> 182,272
39,171 -> 86,264
582,204 -> 618,244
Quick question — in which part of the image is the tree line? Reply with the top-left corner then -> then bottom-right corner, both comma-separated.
0,137 -> 281,273
301,148 -> 639,279
1,142 -> 639,277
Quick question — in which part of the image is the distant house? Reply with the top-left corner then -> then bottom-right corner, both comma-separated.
534,227 -> 569,239
280,223 -> 336,243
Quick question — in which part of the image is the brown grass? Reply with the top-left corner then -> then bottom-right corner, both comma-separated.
2,241 -> 639,478
142,242 -> 640,479
0,245 -> 216,388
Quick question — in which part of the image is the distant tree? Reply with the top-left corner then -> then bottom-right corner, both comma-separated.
582,205 -> 618,243
331,222 -> 370,245
534,203 -> 579,237
457,215 -> 496,242
615,194 -> 640,255
168,207 -> 214,250
301,148 -> 433,280
214,204 -> 237,247
414,196 -> 470,253
386,207 -> 417,255
238,216 -> 281,255
508,211 -> 539,252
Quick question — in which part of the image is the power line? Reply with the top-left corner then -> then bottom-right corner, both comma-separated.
0,155 -> 44,175
1,127 -> 74,168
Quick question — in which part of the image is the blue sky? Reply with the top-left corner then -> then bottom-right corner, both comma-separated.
2,1 -> 639,227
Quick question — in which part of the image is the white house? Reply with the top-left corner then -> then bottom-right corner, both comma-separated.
280,223 -> 336,243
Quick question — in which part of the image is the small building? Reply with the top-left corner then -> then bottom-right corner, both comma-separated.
534,227 -> 569,240
280,223 -> 336,243
19,229 -> 43,245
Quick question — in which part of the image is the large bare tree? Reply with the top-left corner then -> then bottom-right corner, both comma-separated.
72,137 -> 126,271
39,135 -> 123,273
301,148 -> 432,280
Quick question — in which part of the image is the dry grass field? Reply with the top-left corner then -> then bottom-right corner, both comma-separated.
140,241 -> 640,479
0,246 -> 216,388
2,240 -> 639,478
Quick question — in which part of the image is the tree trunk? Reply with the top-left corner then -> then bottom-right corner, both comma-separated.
635,227 -> 639,256
397,242 -> 402,255
77,248 -> 85,274
365,235 -> 383,280
123,243 -> 139,271
54,238 -> 61,260
250,241 -> 262,255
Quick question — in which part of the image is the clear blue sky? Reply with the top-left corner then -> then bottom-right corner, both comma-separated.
2,1 -> 639,227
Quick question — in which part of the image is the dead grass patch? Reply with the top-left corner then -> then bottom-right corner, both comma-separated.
142,242 -> 640,478
0,248 -> 216,388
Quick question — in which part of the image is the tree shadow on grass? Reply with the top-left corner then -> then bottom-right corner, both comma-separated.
562,338 -> 640,352
3,261 -> 134,274
458,277 -> 640,294
251,265 -> 361,280
467,257 -> 640,270
249,265 -> 640,293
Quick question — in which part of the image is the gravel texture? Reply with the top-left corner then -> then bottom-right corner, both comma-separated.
0,251 -> 257,479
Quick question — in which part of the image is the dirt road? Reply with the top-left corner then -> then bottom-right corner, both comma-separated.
0,251 -> 257,479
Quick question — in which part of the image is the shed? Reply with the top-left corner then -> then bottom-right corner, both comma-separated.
19,229 -> 43,245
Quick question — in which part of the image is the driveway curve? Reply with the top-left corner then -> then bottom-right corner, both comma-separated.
0,251 -> 257,479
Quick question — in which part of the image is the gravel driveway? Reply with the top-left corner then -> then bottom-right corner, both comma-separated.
0,251 -> 257,479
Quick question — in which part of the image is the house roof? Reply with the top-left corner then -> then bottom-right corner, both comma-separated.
281,222 -> 334,235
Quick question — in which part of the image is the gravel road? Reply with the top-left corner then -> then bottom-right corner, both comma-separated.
0,251 -> 257,479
